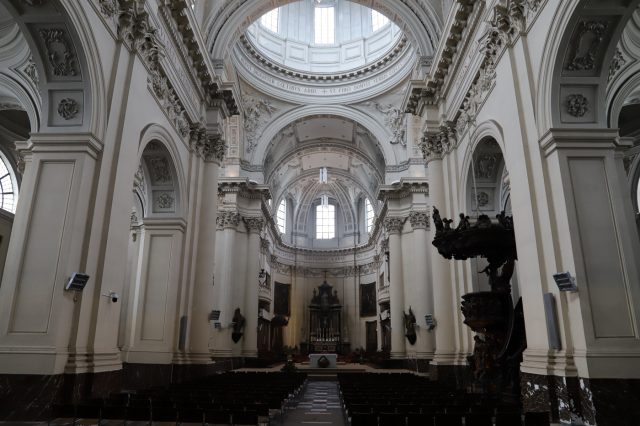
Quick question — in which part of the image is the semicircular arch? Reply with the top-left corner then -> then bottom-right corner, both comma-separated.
137,124 -> 187,219
252,104 -> 397,165
459,120 -> 507,214
537,0 -> 640,133
2,0 -> 105,136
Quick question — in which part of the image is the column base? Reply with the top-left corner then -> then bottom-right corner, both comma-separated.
211,349 -> 233,358
0,348 -> 70,375
403,357 -> 432,373
242,349 -> 258,358
390,351 -> 406,360
172,352 -> 214,364
65,351 -> 122,374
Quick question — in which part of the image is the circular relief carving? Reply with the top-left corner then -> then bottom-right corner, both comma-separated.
57,98 -> 79,120
566,94 -> 589,118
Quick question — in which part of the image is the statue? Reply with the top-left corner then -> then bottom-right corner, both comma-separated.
231,308 -> 245,343
432,207 -> 444,233
476,214 -> 492,228
496,211 -> 513,229
403,307 -> 417,345
456,213 -> 470,231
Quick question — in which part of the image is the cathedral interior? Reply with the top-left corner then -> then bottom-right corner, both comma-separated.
0,0 -> 640,425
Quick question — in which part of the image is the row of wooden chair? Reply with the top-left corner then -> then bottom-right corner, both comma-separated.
349,411 -> 549,426
51,372 -> 307,426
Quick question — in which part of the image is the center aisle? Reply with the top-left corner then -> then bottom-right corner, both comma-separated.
281,380 -> 346,426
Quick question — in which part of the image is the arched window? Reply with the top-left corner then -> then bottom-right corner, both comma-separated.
0,155 -> 17,214
277,199 -> 287,234
314,5 -> 335,44
261,8 -> 279,32
316,203 -> 335,239
365,198 -> 374,233
371,10 -> 389,31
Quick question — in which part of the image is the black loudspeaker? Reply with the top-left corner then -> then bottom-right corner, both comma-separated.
543,293 -> 561,350
65,272 -> 90,291
178,316 -> 188,351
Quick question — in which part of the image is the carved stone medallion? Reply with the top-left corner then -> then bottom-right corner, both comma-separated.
566,94 -> 589,118
57,98 -> 79,120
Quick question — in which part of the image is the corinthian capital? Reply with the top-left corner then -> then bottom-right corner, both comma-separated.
216,211 -> 240,230
383,216 -> 406,234
243,216 -> 265,233
408,211 -> 430,230
420,123 -> 457,163
203,133 -> 226,163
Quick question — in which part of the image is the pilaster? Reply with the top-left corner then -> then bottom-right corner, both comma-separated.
0,134 -> 103,374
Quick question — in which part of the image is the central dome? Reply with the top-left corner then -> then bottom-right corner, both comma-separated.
247,0 -> 403,74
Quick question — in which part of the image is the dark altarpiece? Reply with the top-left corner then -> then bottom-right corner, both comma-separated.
309,281 -> 342,353
274,282 -> 291,316
360,282 -> 377,317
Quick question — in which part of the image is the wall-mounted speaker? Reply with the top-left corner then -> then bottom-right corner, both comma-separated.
65,272 -> 90,291
553,272 -> 577,292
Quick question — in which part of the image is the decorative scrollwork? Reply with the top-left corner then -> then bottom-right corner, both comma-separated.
39,28 -> 78,77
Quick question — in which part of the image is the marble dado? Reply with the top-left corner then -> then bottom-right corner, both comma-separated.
0,361 -> 242,421
520,372 -> 640,425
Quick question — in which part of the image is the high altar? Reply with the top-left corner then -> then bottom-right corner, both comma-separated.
308,281 -> 342,354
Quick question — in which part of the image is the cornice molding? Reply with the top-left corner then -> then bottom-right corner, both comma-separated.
218,177 -> 272,201
378,178 -> 430,201
406,0 -> 544,119
159,1 -> 238,114
232,36 -> 419,105
96,0 -> 239,143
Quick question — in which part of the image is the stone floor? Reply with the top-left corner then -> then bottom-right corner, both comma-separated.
278,381 -> 345,426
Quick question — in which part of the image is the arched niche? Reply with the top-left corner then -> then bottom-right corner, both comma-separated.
134,140 -> 183,219
463,135 -> 519,303
538,0 -> 640,132
1,0 -> 105,135
252,105 -> 396,166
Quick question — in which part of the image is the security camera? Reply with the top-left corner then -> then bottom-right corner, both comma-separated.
102,291 -> 119,302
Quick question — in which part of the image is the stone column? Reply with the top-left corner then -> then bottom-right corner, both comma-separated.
187,127 -> 225,362
384,216 -> 406,359
242,216 -> 264,358
426,157 -> 457,370
212,211 -> 240,358
408,211 -> 435,360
